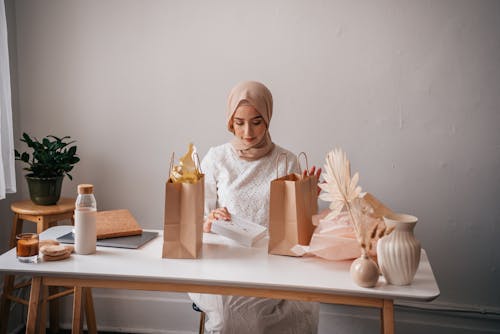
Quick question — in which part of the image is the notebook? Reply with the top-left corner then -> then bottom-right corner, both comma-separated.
95,209 -> 143,239
57,231 -> 158,249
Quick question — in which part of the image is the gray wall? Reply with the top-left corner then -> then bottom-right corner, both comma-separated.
2,0 -> 500,332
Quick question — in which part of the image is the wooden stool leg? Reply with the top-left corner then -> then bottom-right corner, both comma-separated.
72,287 -> 83,334
37,217 -> 50,235
49,287 -> 60,333
83,288 -> 97,334
0,275 -> 15,334
9,213 -> 23,248
199,311 -> 206,334
27,277 -> 42,334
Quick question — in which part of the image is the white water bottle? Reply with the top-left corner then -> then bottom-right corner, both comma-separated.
74,184 -> 97,254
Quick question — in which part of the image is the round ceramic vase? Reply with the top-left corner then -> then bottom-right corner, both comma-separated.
377,213 -> 421,285
26,175 -> 64,205
350,250 -> 379,288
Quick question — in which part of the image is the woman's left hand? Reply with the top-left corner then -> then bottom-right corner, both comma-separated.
302,165 -> 323,195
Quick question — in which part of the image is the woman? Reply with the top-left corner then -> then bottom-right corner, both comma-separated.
190,81 -> 320,334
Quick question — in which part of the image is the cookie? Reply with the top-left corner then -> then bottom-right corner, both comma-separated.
39,239 -> 60,248
64,245 -> 74,253
40,244 -> 69,257
43,252 -> 71,261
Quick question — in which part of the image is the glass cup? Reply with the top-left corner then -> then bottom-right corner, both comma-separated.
16,233 -> 39,263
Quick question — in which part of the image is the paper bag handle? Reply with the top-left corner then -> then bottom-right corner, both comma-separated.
275,153 -> 288,179
168,151 -> 203,176
169,152 -> 175,176
297,152 -> 309,174
193,152 -> 203,174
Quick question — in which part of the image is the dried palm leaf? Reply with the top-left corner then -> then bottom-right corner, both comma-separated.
319,148 -> 362,221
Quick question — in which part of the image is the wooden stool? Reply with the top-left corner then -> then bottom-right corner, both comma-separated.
0,198 -> 95,334
192,303 -> 206,334
8,198 -> 76,246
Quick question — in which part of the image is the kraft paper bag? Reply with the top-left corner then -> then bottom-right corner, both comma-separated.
268,153 -> 318,256
162,152 -> 204,259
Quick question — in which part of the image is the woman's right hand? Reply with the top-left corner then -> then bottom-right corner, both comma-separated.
204,207 -> 231,232
302,165 -> 323,195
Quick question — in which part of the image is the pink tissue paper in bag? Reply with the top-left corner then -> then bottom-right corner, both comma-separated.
309,211 -> 361,260
293,193 -> 393,260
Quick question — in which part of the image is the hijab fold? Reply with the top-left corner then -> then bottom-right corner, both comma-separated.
226,81 -> 275,161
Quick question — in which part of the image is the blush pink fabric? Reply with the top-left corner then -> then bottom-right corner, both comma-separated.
305,210 -> 381,261
300,193 -> 393,260
309,211 -> 362,260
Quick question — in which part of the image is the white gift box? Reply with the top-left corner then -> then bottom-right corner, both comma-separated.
211,216 -> 267,247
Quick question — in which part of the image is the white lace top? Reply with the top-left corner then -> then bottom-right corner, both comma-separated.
201,143 -> 299,227
193,143 -> 319,333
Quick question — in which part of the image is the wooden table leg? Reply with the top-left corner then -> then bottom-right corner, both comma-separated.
2,214 -> 23,334
72,287 -> 83,334
84,288 -> 97,334
381,299 -> 394,334
49,287 -> 60,333
38,286 -> 48,334
0,275 -> 15,334
27,277 -> 42,334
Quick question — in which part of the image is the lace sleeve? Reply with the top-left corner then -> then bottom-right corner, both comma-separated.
201,148 -> 217,217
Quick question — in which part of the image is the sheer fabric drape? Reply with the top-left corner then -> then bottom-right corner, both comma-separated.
0,0 -> 16,199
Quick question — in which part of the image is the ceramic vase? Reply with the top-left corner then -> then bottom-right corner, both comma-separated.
377,213 -> 421,285
350,249 -> 379,288
26,175 -> 64,205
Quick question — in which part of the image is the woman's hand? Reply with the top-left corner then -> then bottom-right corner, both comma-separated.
302,165 -> 323,195
302,165 -> 322,179
203,207 -> 231,233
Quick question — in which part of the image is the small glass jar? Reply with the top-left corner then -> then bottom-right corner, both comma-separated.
16,233 -> 39,263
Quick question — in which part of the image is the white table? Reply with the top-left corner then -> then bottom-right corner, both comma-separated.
0,226 -> 440,334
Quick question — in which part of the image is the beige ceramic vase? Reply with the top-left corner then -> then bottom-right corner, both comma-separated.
377,213 -> 421,285
350,249 -> 379,288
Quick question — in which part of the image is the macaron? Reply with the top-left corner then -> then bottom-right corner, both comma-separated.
40,244 -> 69,257
39,239 -> 60,248
43,251 -> 71,261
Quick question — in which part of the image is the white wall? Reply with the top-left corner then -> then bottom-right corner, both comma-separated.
2,0 -> 500,332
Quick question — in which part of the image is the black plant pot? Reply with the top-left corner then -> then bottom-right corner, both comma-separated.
25,175 -> 64,205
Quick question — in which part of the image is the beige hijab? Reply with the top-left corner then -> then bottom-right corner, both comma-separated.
226,81 -> 275,161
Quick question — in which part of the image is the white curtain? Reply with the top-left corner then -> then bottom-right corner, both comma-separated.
0,0 -> 16,199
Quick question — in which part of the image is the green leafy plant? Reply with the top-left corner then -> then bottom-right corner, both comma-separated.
14,132 -> 80,180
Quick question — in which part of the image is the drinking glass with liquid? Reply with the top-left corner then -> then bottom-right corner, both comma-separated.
75,184 -> 97,254
16,233 -> 39,263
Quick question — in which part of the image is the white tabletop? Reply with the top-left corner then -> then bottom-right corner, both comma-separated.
0,225 -> 439,301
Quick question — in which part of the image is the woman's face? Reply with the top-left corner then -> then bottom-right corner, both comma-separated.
232,104 -> 267,147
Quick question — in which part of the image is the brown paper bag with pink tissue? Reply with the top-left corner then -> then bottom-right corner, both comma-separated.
291,193 -> 394,260
268,152 -> 318,256
162,144 -> 204,259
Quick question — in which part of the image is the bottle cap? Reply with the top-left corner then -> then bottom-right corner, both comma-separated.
77,184 -> 94,194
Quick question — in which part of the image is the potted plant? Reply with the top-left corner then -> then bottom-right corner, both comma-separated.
15,132 -> 80,205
